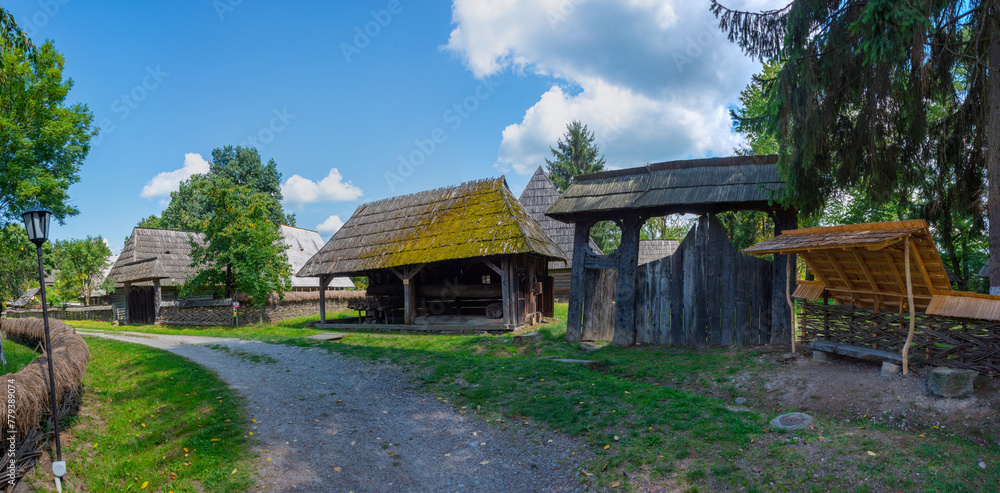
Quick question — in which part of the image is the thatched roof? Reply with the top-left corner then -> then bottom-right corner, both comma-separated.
107,228 -> 207,287
518,167 -> 601,270
546,155 -> 785,221
298,176 -> 566,277
280,226 -> 353,289
639,240 -> 679,265
10,288 -> 39,308
746,220 -> 952,313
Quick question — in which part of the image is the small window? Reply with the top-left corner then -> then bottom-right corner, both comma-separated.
481,275 -> 491,284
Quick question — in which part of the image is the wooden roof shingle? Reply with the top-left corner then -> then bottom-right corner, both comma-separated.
639,239 -> 680,265
518,167 -> 601,270
546,155 -> 785,221
299,177 -> 566,277
107,227 -> 207,287
280,226 -> 354,289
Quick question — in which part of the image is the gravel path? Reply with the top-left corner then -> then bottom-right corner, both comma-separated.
78,330 -> 585,492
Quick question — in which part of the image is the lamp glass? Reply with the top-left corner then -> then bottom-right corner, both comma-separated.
22,204 -> 51,245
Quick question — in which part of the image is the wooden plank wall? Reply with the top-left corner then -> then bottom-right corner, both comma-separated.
632,214 -> 773,346
581,268 -> 617,341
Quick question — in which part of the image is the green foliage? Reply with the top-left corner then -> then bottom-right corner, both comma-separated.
731,59 -> 781,157
545,121 -> 607,192
183,178 -> 292,306
641,216 -> 695,241
52,236 -> 112,305
149,146 -> 294,232
0,41 -> 95,226
590,221 -> 621,254
0,225 -> 36,305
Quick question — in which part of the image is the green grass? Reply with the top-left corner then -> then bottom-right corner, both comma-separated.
64,305 -> 1000,491
0,338 -> 41,375
25,336 -> 257,492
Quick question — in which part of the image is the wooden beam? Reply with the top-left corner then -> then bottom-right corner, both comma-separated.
482,259 -> 502,276
153,279 -> 162,325
907,241 -> 936,295
852,249 -> 880,292
612,216 -> 642,347
584,255 -> 618,270
500,257 -> 512,327
824,251 -> 856,291
882,250 -> 905,289
319,274 -> 328,324
822,286 -> 933,300
786,254 -> 796,353
798,255 -> 831,287
123,282 -> 131,325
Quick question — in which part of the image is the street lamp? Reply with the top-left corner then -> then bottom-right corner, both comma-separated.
21,202 -> 66,490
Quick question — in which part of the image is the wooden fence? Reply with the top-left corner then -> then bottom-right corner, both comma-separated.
800,299 -> 1000,376
633,214 -> 774,346
4,305 -> 114,322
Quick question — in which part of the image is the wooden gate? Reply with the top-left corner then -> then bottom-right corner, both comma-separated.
581,268 -> 617,341
128,286 -> 156,324
633,214 -> 773,346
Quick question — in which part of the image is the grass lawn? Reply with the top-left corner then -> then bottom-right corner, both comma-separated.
0,338 -> 40,375
63,306 -> 1000,491
24,336 -> 257,492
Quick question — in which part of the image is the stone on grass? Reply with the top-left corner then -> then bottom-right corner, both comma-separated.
769,412 -> 816,431
734,397 -> 747,405
513,332 -> 542,345
880,362 -> 901,377
927,367 -> 978,398
307,333 -> 348,341
812,350 -> 829,362
551,359 -> 601,370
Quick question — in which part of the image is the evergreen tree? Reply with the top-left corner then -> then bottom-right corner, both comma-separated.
712,0 -> 999,291
545,121 -> 607,192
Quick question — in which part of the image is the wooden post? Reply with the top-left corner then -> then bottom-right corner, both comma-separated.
566,220 -> 591,342
390,265 -> 424,325
786,254 -> 796,354
902,237 -> 916,375
612,217 -> 642,347
123,282 -> 131,325
771,209 -> 798,344
153,278 -> 162,325
319,274 -> 330,325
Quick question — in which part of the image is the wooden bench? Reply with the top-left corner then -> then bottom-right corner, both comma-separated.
809,340 -> 903,365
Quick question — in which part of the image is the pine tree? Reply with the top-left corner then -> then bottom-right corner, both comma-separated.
545,121 -> 607,192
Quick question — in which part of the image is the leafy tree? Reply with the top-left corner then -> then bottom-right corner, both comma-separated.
1,8 -> 34,62
0,225 -> 36,308
1,41 -> 95,226
146,146 -> 295,231
641,216 -> 695,242
545,121 -> 607,192
711,0 -> 999,292
52,236 -> 112,306
183,179 -> 292,307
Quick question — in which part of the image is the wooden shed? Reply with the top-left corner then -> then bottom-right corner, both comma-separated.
298,177 -> 566,329
518,167 -> 603,300
746,220 -> 1000,374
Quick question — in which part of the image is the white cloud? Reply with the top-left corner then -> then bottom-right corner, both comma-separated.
281,169 -> 363,206
140,153 -> 211,199
317,215 -> 345,237
445,0 -> 785,174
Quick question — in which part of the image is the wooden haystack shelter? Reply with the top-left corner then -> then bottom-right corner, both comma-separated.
298,177 -> 566,329
547,155 -> 796,347
747,220 -> 1000,375
518,167 -> 604,300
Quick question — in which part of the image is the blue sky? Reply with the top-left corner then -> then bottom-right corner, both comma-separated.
6,0 -> 779,251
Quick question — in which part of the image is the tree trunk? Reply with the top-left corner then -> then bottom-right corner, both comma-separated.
990,6 -> 1000,295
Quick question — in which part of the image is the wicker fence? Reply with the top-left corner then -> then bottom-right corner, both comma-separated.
161,298 -> 352,327
799,299 -> 1000,376
4,305 -> 113,322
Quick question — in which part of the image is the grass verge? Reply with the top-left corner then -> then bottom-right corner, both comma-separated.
0,338 -> 40,375
25,336 -> 256,492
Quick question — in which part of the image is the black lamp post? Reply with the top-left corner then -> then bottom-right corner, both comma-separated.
21,202 -> 66,484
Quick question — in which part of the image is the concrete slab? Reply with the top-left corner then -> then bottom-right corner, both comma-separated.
307,332 -> 349,341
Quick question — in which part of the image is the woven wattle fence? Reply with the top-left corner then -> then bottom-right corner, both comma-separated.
800,299 -> 1000,376
0,318 -> 89,490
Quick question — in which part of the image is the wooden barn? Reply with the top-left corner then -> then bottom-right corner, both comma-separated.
518,167 -> 603,300
298,177 -> 566,329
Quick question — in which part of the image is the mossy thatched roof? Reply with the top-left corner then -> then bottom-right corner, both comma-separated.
298,177 -> 566,277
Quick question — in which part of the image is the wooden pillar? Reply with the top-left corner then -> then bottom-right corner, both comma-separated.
123,281 -> 131,325
902,237 -> 916,375
566,220 -> 592,342
390,265 -> 423,325
318,274 -> 331,324
153,278 -> 162,325
771,209 -> 798,344
612,217 -> 642,347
